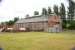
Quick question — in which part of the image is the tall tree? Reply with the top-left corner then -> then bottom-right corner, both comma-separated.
42,8 -> 47,15
14,17 -> 19,23
60,3 -> 66,20
53,5 -> 59,15
34,11 -> 39,15
48,7 -> 52,15
68,0 -> 75,20
60,3 -> 66,28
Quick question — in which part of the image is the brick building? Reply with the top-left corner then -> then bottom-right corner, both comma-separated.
14,15 -> 62,32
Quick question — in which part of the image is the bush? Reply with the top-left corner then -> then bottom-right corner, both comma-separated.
68,20 -> 75,30
62,20 -> 67,28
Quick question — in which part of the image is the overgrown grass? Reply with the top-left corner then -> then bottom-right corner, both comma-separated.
0,32 -> 75,50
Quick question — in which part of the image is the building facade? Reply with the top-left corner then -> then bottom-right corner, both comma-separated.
14,15 -> 62,32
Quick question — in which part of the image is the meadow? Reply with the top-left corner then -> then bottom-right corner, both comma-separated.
0,32 -> 75,50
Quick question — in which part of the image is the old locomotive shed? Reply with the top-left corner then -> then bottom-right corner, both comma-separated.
14,15 -> 62,32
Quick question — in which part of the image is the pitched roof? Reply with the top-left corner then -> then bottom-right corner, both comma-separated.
16,15 -> 49,23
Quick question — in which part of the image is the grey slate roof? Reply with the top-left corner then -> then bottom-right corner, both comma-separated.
16,15 -> 49,23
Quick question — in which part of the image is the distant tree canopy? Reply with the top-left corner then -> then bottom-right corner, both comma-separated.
6,20 -> 14,26
53,5 -> 59,15
48,7 -> 52,15
14,17 -> 19,23
59,3 -> 66,28
34,11 -> 39,15
42,8 -> 47,15
68,0 -> 75,20
60,3 -> 66,20
2,17 -> 19,26
26,14 -> 30,18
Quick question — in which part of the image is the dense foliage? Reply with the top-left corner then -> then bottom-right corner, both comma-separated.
34,11 -> 39,15
68,0 -> 75,20
1,17 -> 19,26
42,8 -> 47,15
53,5 -> 59,15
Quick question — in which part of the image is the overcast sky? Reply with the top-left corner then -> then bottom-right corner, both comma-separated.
0,0 -> 69,22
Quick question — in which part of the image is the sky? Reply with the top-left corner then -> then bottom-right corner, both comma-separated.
0,0 -> 69,22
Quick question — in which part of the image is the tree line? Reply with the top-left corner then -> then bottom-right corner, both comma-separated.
33,0 -> 75,29
1,17 -> 19,26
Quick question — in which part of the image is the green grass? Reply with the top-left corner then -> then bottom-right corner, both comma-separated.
0,32 -> 75,50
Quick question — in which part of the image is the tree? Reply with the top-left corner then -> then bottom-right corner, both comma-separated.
5,20 -> 14,26
66,0 -> 75,29
60,3 -> 66,20
68,20 -> 75,29
48,7 -> 52,15
14,17 -> 19,23
4,17 -> 19,26
34,11 -> 39,15
42,8 -> 47,15
60,3 -> 66,28
26,14 -> 30,18
53,5 -> 59,15
68,0 -> 75,21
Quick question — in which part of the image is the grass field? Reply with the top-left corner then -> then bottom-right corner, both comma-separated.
0,32 -> 75,50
